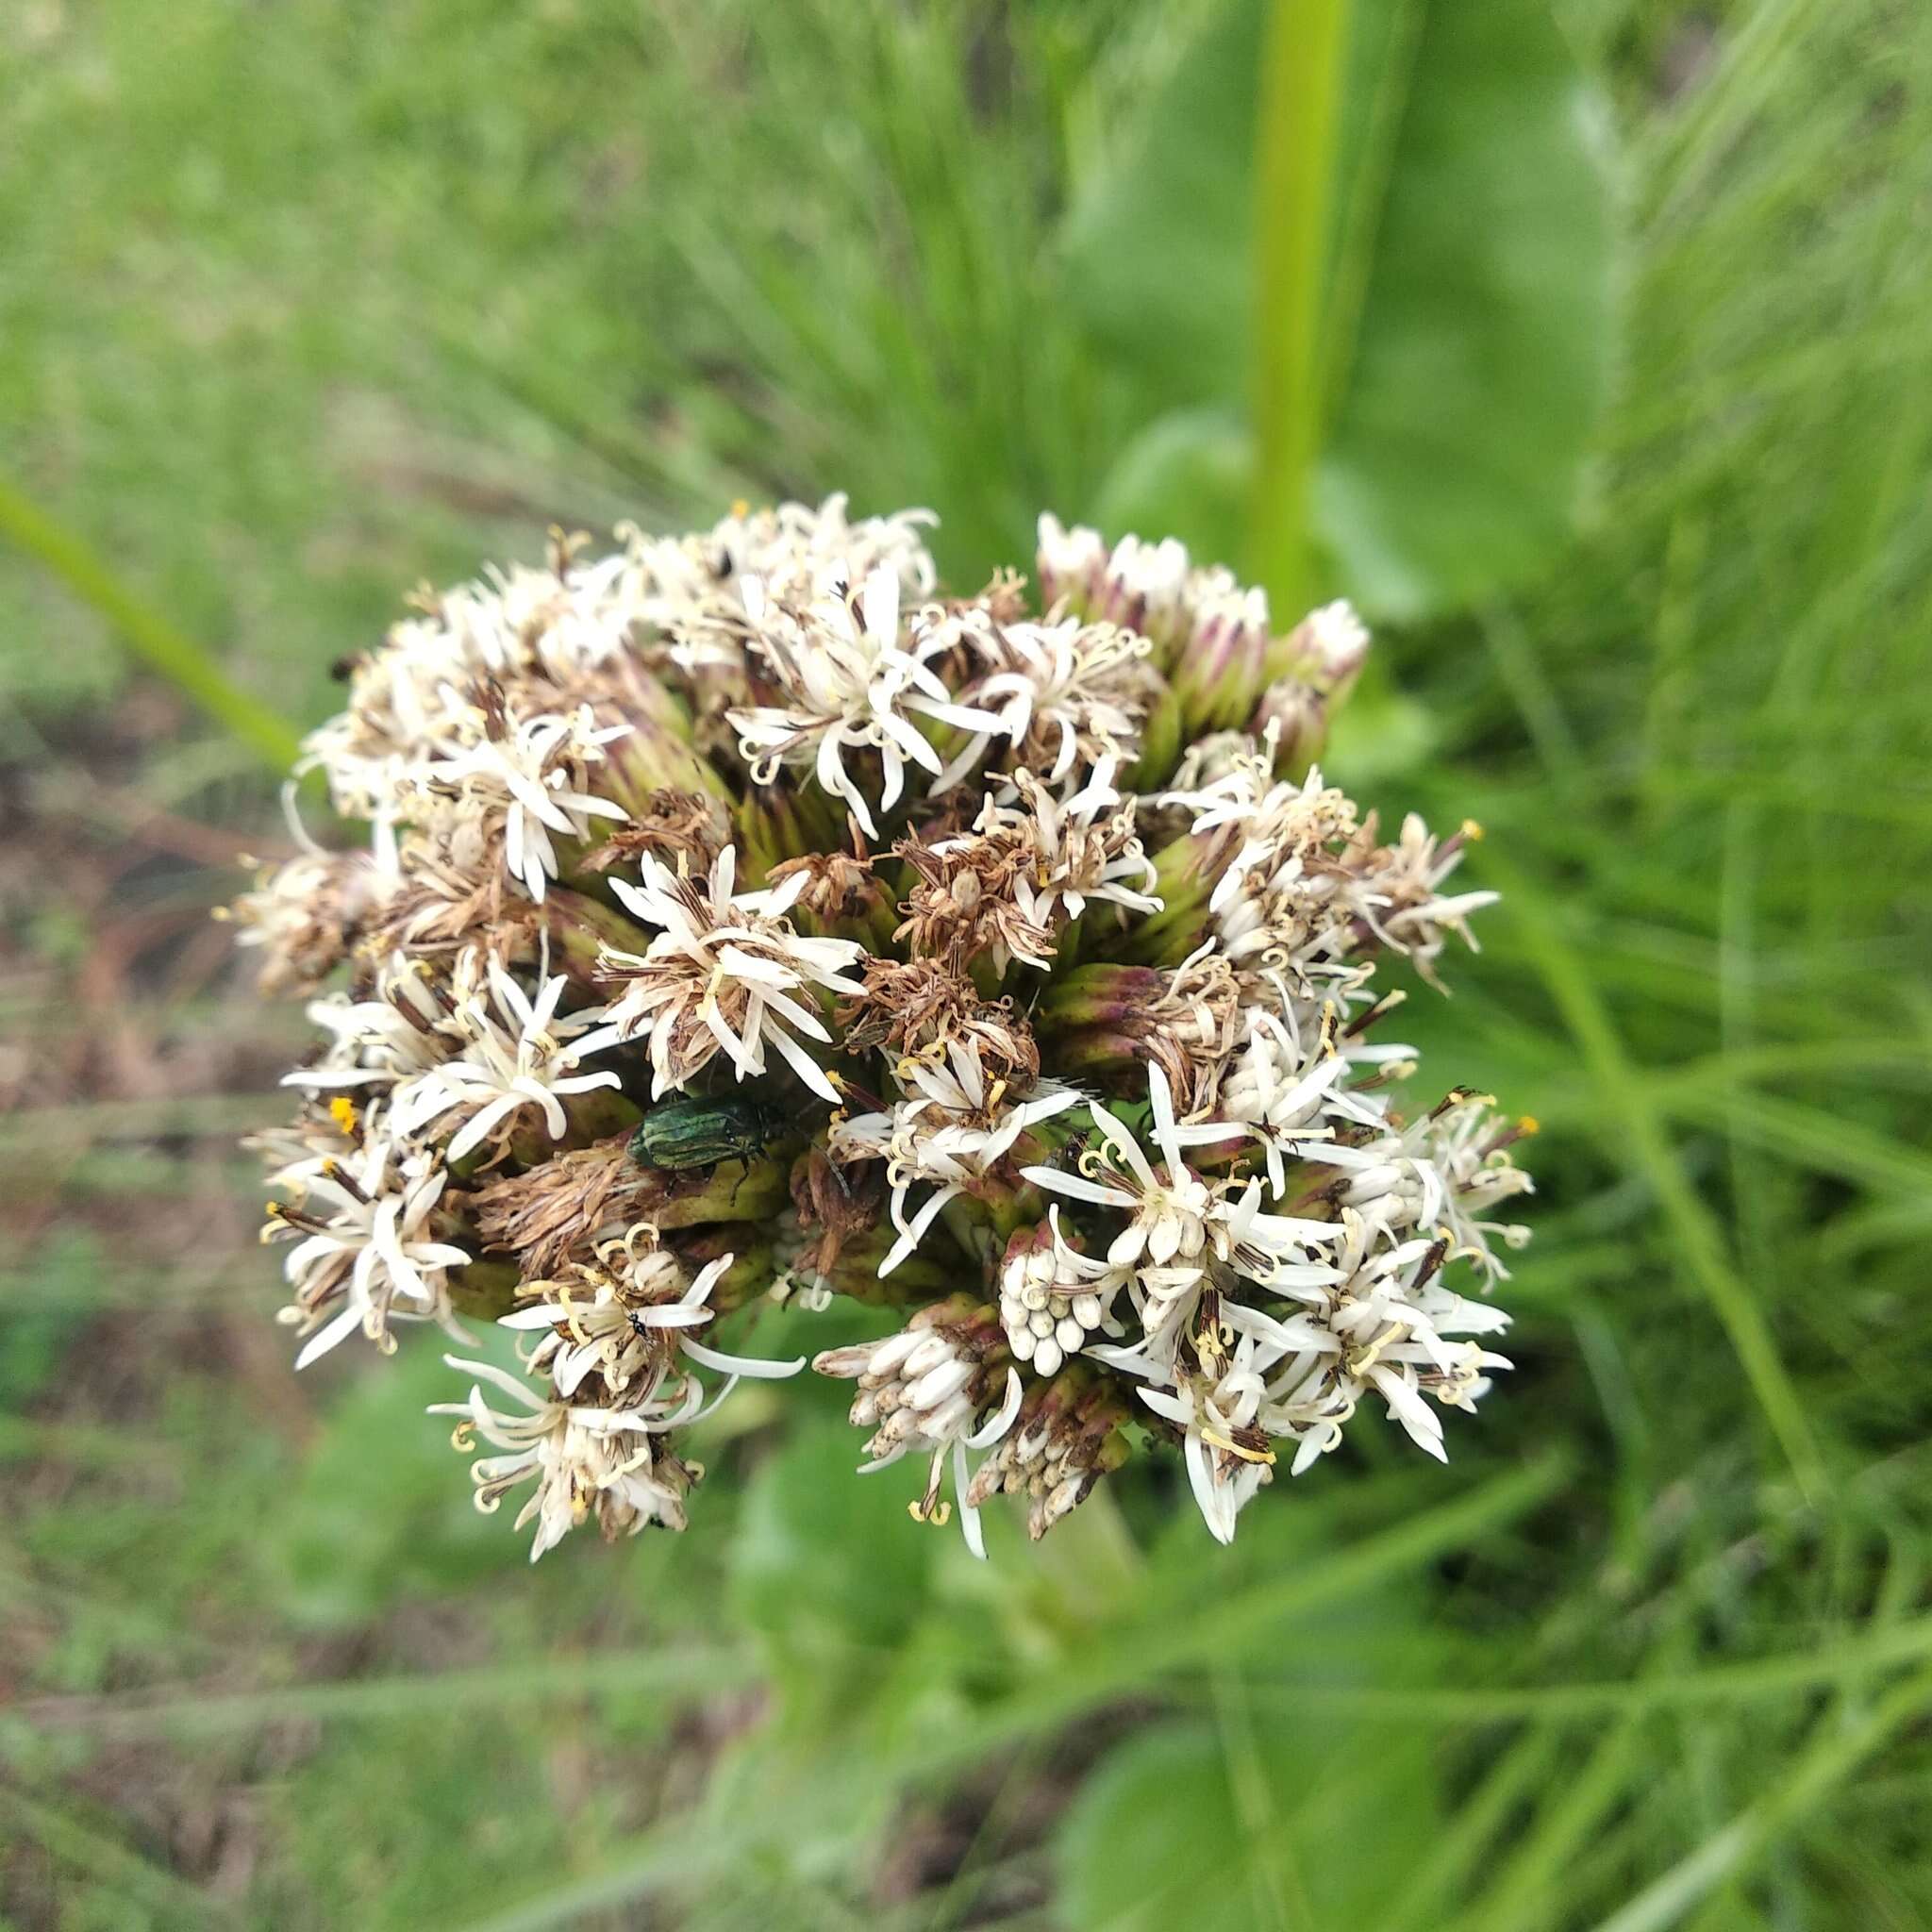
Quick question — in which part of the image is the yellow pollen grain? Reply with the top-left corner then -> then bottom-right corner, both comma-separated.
1519,1115 -> 1541,1136
1460,819 -> 1485,841
328,1095 -> 359,1135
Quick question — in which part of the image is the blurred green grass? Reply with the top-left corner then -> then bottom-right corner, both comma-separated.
5,1 -> 1932,1927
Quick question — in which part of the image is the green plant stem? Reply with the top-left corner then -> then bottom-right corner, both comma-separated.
1250,0 -> 1353,615
0,470 -> 303,771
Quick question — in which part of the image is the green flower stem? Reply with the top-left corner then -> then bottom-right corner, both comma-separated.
1125,678 -> 1185,791
447,1257 -> 522,1321
541,889 -> 658,983
825,1241 -> 959,1306
673,1229 -> 775,1314
1037,963 -> 1168,1030
636,1156 -> 791,1231
1249,0 -> 1354,619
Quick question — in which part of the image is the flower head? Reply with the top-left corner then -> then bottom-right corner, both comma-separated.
498,1224 -> 805,1404
263,1117 -> 473,1367
832,1036 -> 1081,1275
944,612 -> 1160,787
593,845 -> 864,1101
814,1297 -> 1024,1558
417,691 -> 632,903
390,950 -> 622,1165
241,493 -> 1529,1559
728,566 -> 1003,837
431,1355 -> 699,1559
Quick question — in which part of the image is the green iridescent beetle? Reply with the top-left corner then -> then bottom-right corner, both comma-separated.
626,1092 -> 797,1173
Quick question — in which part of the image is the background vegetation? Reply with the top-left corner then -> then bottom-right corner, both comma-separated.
4,1 -> 1930,1926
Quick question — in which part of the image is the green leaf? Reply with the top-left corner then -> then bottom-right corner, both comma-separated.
1059,1716 -> 1435,1932
1092,408 -> 1256,570
1064,0 -> 1615,619
1056,1508 -> 1443,1932
728,1416 -> 936,1661
1057,1722 -> 1254,1932
269,1346 -> 519,1626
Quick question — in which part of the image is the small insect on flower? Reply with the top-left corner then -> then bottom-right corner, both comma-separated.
626,1091 -> 802,1173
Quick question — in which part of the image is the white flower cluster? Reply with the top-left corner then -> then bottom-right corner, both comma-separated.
240,494 -> 1532,1559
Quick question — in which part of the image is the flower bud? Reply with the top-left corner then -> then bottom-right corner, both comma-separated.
814,1294 -> 1008,1458
1171,579 -> 1270,738
539,887 -> 657,988
593,711 -> 732,825
1250,676 -> 1329,772
811,1223 -> 960,1305
1270,599 -> 1370,706
669,1224 -> 774,1317
1036,962 -> 1169,1032
1035,517 -> 1193,658
996,1221 -> 1111,1376
1124,673 -> 1185,791
964,1358 -> 1134,1539
1035,513 -> 1110,614
735,779 -> 846,883
1121,835 -> 1219,966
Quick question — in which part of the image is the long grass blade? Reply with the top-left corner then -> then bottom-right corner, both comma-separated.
1491,857 -> 1829,1499
1456,1706 -> 1652,1932
1231,1609 -> 1932,1722
1588,1662 -> 1932,1932
0,470 -> 303,771
1381,1724 -> 1568,1931
18,1647 -> 758,1740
